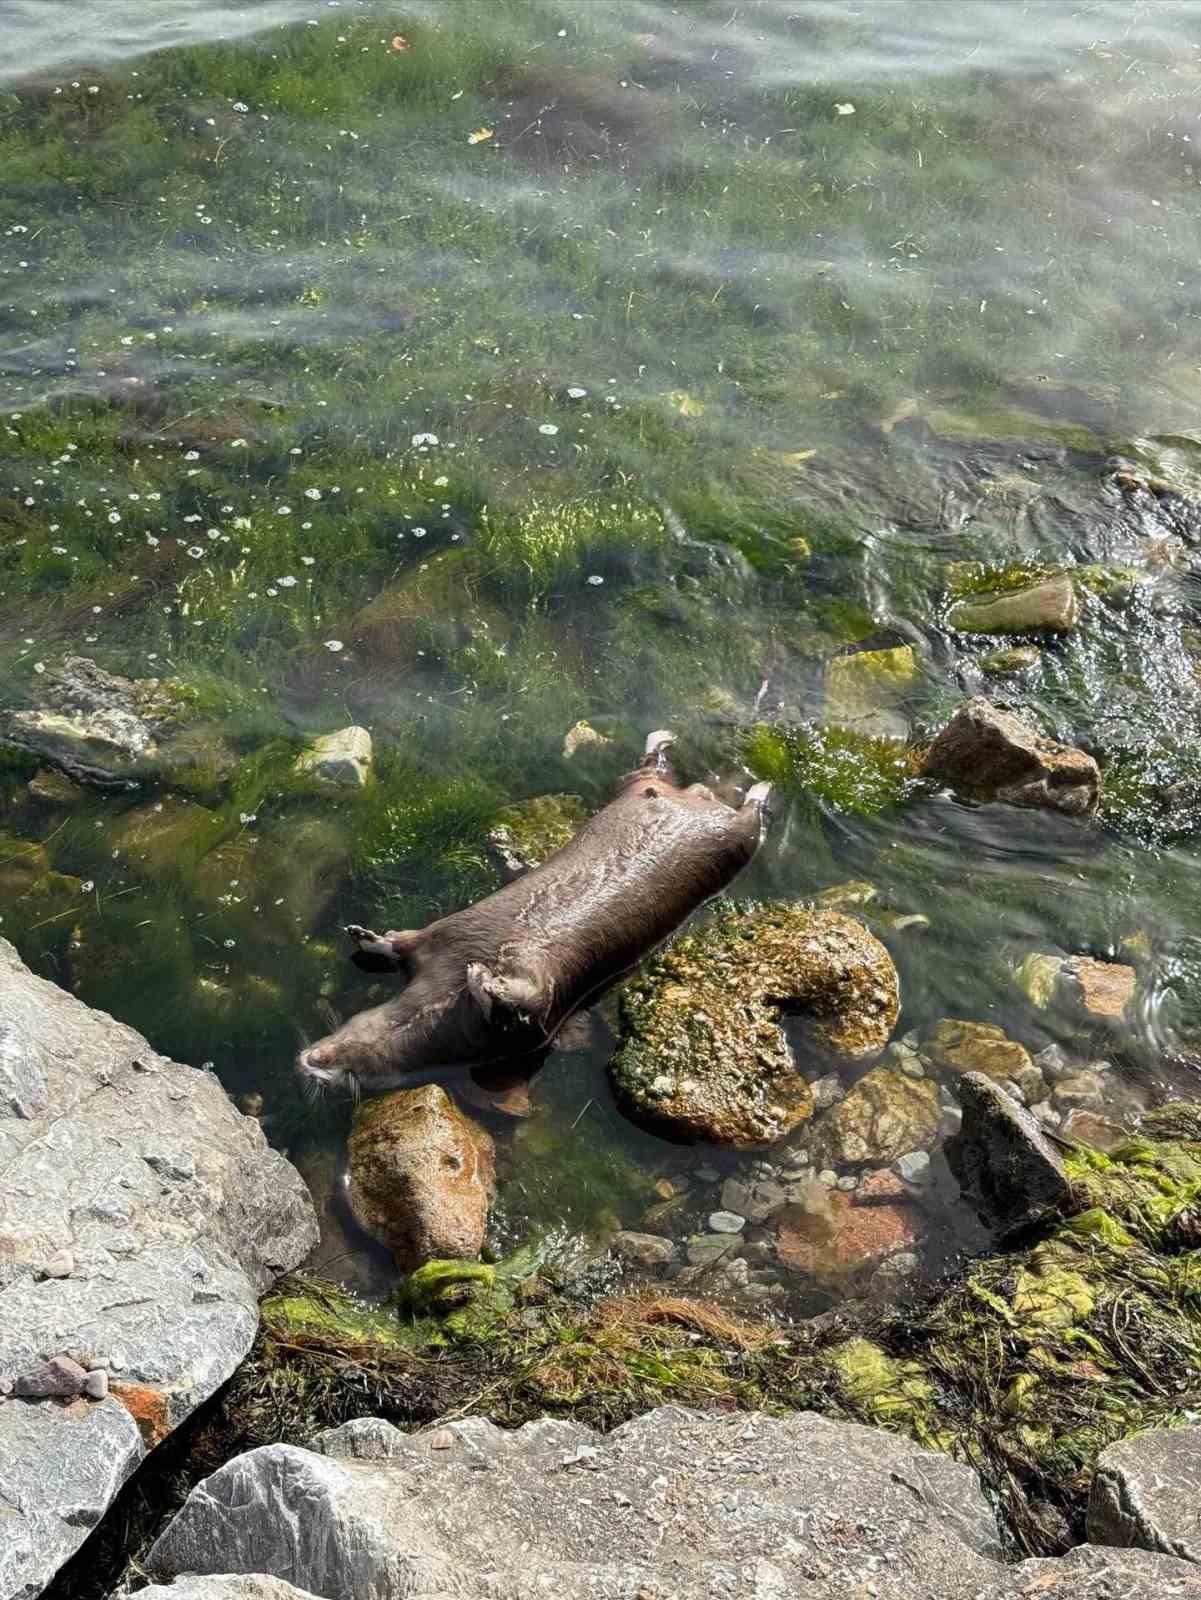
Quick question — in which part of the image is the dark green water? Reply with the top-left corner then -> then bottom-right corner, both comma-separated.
3,0 -> 1201,1308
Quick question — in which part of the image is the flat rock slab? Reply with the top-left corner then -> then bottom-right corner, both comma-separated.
1089,1425 -> 1201,1564
0,938 -> 317,1600
149,1406 -> 1003,1599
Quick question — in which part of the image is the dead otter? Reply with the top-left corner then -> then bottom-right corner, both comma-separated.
296,732 -> 771,1095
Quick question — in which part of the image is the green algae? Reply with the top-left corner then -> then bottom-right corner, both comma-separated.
743,721 -> 919,817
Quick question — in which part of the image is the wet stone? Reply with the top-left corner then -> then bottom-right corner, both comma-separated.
1058,957 -> 1136,1025
707,1211 -> 746,1233
946,1072 -> 1071,1239
921,698 -> 1100,816
612,1231 -> 675,1268
719,1177 -> 788,1223
814,1066 -> 940,1168
980,645 -> 1040,675
947,574 -> 1078,635
1051,1071 -> 1108,1113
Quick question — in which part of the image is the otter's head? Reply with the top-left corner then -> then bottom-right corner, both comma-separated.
295,998 -> 402,1096
296,989 -> 460,1096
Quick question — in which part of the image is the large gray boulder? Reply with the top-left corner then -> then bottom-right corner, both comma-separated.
978,1544 -> 1201,1596
148,1406 -> 1003,1598
1089,1426 -> 1201,1564
0,939 -> 318,1600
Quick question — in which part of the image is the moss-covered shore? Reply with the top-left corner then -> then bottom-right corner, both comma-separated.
186,1108 -> 1201,1559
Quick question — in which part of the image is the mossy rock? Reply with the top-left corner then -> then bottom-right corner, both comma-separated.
610,902 -> 898,1147
947,575 -> 1078,636
350,551 -> 505,667
824,645 -> 918,735
486,793 -> 590,880
0,832 -> 84,928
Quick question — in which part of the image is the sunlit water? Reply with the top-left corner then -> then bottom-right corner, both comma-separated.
3,0 -> 1201,1313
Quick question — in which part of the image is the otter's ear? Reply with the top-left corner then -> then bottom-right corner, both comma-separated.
466,943 -> 554,1030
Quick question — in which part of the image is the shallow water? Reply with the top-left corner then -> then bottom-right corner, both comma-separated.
3,0 -> 1201,1312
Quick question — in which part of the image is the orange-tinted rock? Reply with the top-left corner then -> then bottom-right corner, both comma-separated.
1058,958 -> 1136,1024
347,1085 -> 496,1271
109,1381 -> 171,1447
776,1178 -> 920,1287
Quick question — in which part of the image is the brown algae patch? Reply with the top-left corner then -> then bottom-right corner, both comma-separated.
608,903 -> 899,1146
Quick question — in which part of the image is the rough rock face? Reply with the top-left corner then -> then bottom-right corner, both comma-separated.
979,1546 -> 1201,1597
947,574 -> 1078,635
945,1072 -> 1072,1238
610,903 -> 898,1146
1089,1426 -> 1201,1564
813,1065 -> 939,1167
921,698 -> 1101,815
0,656 -> 185,787
346,1085 -> 496,1270
138,1582 -> 325,1600
924,1019 -> 1044,1102
147,1407 -> 1003,1599
1059,956 -> 1136,1024
0,938 -> 317,1600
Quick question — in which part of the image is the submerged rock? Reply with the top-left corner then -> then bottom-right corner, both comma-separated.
945,1071 -> 1071,1238
824,644 -> 917,738
947,574 -> 1078,635
485,793 -> 590,880
0,656 -> 187,787
1089,1425 -> 1201,1564
813,1065 -> 940,1168
0,938 -> 316,1600
610,903 -> 898,1146
980,645 -> 1041,675
347,1085 -> 496,1271
294,725 -> 373,787
1058,956 -> 1136,1025
925,1018 -> 1038,1097
146,1407 -> 1002,1599
776,1171 -> 921,1287
921,697 -> 1101,815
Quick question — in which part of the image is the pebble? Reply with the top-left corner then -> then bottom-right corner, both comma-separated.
810,1074 -> 844,1110
41,1249 -> 74,1279
83,1369 -> 109,1401
896,1150 -> 932,1186
708,1210 -> 746,1234
14,1355 -> 87,1398
899,1057 -> 925,1080
694,1165 -> 721,1184
780,1147 -> 811,1171
817,1169 -> 838,1188
1034,1042 -> 1073,1084
836,1175 -> 858,1192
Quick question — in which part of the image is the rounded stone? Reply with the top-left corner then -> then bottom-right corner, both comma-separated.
708,1211 -> 746,1234
347,1084 -> 496,1271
